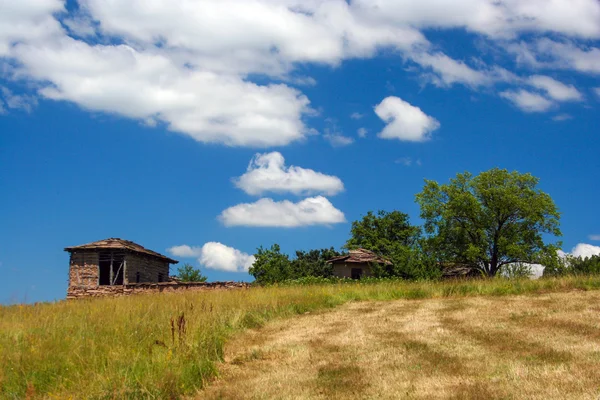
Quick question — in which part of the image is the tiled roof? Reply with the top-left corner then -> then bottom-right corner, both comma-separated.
326,248 -> 392,265
64,238 -> 178,264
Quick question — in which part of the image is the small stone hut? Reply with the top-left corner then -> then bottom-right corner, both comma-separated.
327,248 -> 392,279
65,238 -> 178,288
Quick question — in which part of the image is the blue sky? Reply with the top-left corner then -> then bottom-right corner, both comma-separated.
1,0 -> 599,303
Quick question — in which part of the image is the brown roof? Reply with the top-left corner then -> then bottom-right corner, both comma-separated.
326,248 -> 392,265
64,238 -> 178,264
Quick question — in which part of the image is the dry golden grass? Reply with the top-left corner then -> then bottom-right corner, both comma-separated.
201,291 -> 600,400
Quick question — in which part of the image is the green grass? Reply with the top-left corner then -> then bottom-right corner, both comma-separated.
2,276 -> 600,399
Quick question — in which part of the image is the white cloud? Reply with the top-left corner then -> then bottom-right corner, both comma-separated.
357,127 -> 368,138
168,242 -> 255,272
13,38 -> 312,147
409,52 -> 496,88
589,235 -> 600,241
167,245 -> 202,258
233,152 -> 344,196
324,133 -> 354,147
0,0 -> 64,57
595,88 -> 600,98
571,243 -> 600,259
0,87 -> 38,113
510,39 -> 600,74
528,75 -> 583,102
374,96 -> 440,142
350,112 -> 364,120
219,196 -> 346,227
351,0 -> 600,39
198,242 -> 255,272
1,0 -> 599,147
499,90 -> 554,113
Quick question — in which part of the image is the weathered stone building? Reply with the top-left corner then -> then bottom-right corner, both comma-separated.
65,238 -> 179,289
327,248 -> 392,279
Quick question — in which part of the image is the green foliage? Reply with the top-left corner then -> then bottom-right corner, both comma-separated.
570,255 -> 600,275
416,168 -> 562,277
345,210 -> 421,255
177,263 -> 207,282
249,245 -> 344,284
249,244 -> 293,284
544,254 -> 600,276
290,247 -> 342,278
345,210 -> 440,279
500,263 -> 533,279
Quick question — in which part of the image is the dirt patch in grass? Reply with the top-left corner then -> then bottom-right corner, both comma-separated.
199,291 -> 600,400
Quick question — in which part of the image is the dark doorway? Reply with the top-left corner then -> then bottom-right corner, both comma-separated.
351,268 -> 363,280
98,252 -> 125,285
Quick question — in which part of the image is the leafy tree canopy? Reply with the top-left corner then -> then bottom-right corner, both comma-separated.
176,263 -> 207,282
249,245 -> 344,283
290,247 -> 342,279
345,210 -> 421,256
416,168 -> 561,277
249,244 -> 293,284
544,254 -> 600,276
345,210 -> 439,279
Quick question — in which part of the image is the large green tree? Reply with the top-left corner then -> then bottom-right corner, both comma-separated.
290,248 -> 342,278
345,210 -> 421,255
416,168 -> 561,277
345,210 -> 438,279
248,244 -> 292,284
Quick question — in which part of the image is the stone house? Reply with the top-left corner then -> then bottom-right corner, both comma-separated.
327,248 -> 392,279
65,238 -> 179,288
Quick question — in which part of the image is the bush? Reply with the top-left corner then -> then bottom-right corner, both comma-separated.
177,263 -> 208,282
501,263 -> 533,279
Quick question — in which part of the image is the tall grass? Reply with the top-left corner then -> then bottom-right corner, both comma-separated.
2,276 -> 600,399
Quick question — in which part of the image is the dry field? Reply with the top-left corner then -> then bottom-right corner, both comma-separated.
201,291 -> 600,400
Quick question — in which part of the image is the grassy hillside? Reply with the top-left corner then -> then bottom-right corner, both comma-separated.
203,290 -> 600,399
2,277 -> 600,399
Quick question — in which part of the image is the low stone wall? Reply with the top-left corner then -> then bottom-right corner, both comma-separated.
67,281 -> 251,300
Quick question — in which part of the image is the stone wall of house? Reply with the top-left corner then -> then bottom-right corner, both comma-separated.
68,252 -> 99,287
332,262 -> 373,279
125,253 -> 170,284
67,281 -> 251,300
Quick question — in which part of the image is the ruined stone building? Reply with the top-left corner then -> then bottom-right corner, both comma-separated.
65,238 -> 179,288
327,248 -> 392,279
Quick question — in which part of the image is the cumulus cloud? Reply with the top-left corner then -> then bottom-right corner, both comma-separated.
499,90 -> 554,112
198,242 -> 255,272
357,127 -> 368,138
13,38 -> 311,147
233,152 -> 344,196
570,243 -> 600,259
1,0 -> 599,146
167,245 -> 202,258
589,235 -> 600,241
0,0 -> 64,57
527,75 -> 583,102
167,242 -> 254,272
219,196 -> 346,227
374,96 -> 440,142
350,112 -> 364,120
